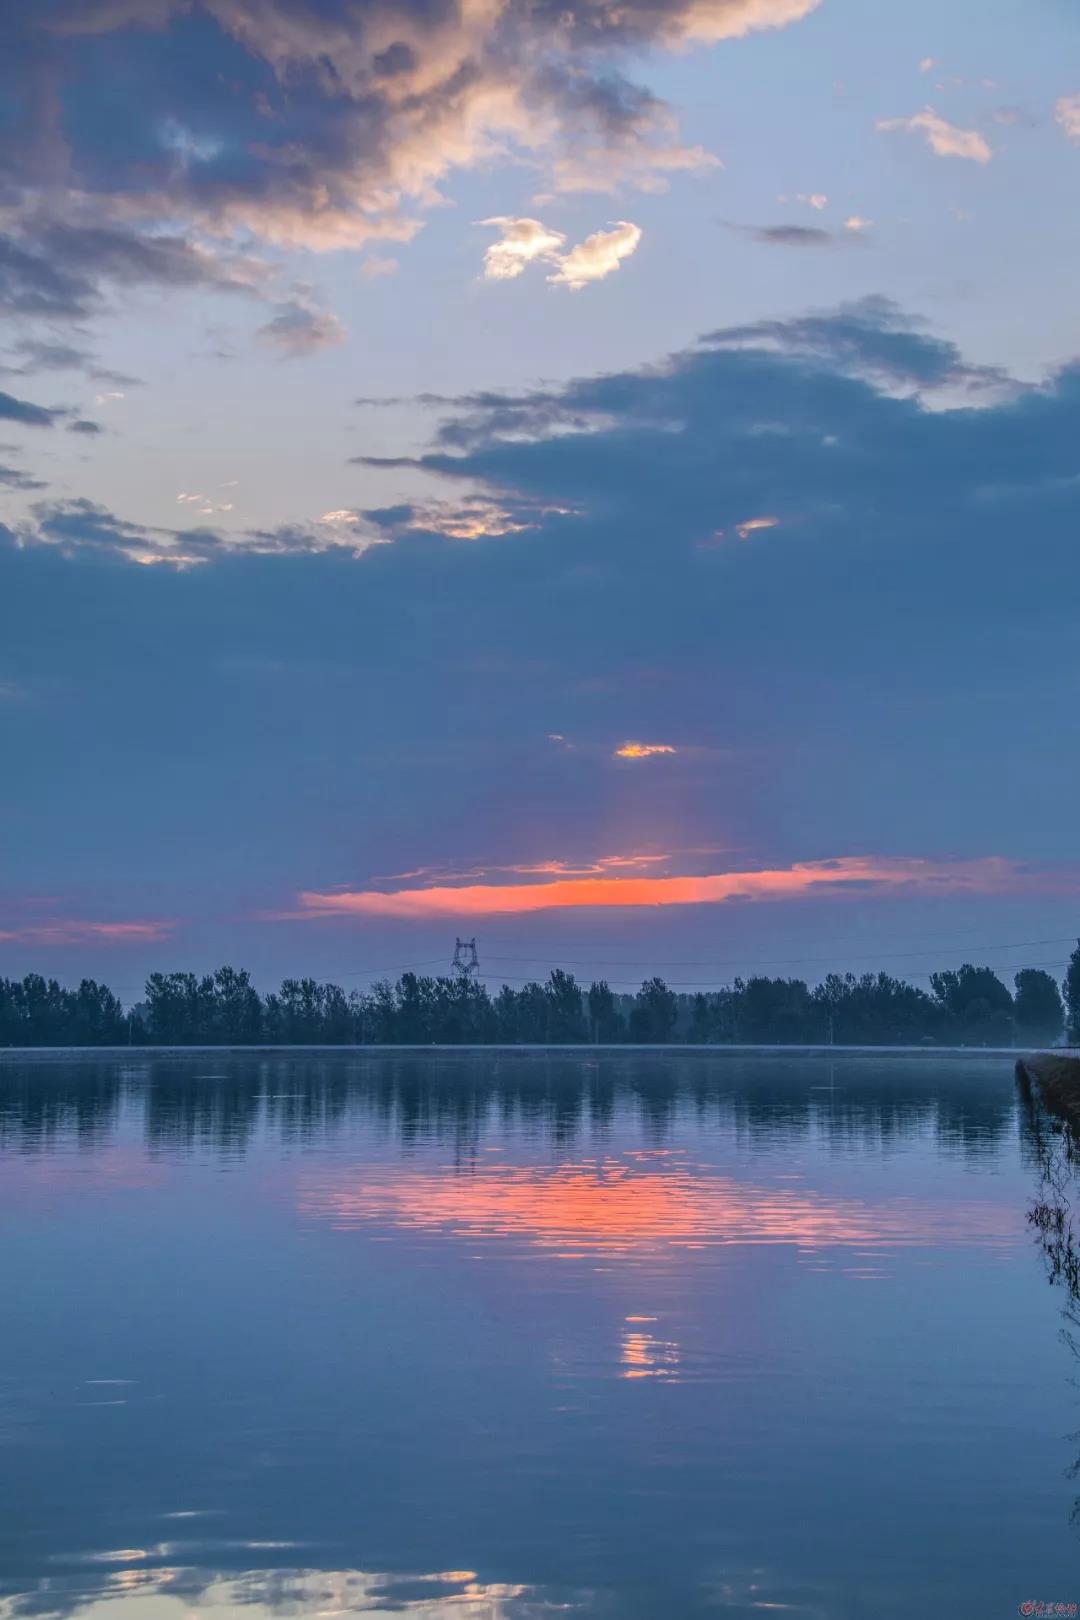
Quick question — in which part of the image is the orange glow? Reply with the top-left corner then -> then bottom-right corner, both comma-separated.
621,1328 -> 680,1379
298,1152 -> 1020,1255
614,742 -> 678,759
295,854 -> 1027,920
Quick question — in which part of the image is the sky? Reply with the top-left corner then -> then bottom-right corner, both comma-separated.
2,0 -> 1080,1001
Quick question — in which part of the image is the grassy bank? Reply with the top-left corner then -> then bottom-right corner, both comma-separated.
1017,1053 -> 1080,1126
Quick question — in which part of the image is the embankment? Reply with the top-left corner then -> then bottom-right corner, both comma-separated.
1016,1053 -> 1080,1127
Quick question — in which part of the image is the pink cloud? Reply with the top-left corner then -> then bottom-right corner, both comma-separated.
292,854 -> 1041,921
0,918 -> 175,946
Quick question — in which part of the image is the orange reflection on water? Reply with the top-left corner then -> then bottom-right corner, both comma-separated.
621,1321 -> 680,1379
298,1150 -> 1020,1256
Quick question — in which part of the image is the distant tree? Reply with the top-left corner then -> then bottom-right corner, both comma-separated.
586,978 -> 612,1043
396,972 -> 434,1042
511,982 -> 550,1043
493,984 -> 521,1043
366,980 -> 398,1043
144,972 -> 207,1044
3,951 -> 1070,1050
278,978 -> 325,1043
71,979 -> 126,1045
1014,969 -> 1064,1048
930,964 -> 1013,1046
210,966 -> 263,1044
736,977 -> 818,1044
545,970 -> 587,1042
321,983 -> 356,1043
629,977 -> 677,1043
1065,942 -> 1080,1046
587,980 -> 623,1043
813,971 -> 939,1045
684,990 -> 738,1043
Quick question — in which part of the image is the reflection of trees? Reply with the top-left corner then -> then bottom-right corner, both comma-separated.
1018,1065 -> 1080,1527
0,1051 -> 1019,1161
0,1060 -> 125,1151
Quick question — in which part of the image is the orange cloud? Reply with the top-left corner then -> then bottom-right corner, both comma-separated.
295,854 -> 1031,920
614,741 -> 678,759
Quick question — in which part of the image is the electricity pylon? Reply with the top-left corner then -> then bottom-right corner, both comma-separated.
451,938 -> 480,980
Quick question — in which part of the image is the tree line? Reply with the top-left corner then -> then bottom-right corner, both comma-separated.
2,948 -> 1080,1048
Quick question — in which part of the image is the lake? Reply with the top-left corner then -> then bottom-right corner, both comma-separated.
1,1049 -> 1077,1620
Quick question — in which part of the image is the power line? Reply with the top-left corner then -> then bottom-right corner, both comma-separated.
480,936 -> 1080,972
471,958 -> 1075,992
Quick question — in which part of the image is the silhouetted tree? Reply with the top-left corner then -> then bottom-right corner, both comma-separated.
144,972 -> 213,1044
210,966 -> 263,1044
1014,969 -> 1064,1049
8,946 -> 1080,1049
813,971 -> 939,1045
1066,942 -> 1080,1047
588,980 -> 624,1043
930,964 -> 1013,1046
545,970 -> 587,1042
736,977 -> 818,1044
629,977 -> 677,1043
509,981 -> 550,1043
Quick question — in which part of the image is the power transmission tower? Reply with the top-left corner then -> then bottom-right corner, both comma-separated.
451,938 -> 480,980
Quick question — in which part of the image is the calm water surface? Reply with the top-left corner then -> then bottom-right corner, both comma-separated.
1,1050 -> 1077,1619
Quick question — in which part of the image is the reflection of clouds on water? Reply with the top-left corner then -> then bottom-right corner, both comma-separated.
297,1148 -> 1021,1258
0,1564 -> 555,1620
0,1560 -> 839,1620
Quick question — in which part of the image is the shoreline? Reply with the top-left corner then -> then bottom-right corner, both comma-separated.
1017,1052 -> 1080,1124
0,1042 -> 1055,1061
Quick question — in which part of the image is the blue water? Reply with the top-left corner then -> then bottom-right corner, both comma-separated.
0,1050 -> 1076,1620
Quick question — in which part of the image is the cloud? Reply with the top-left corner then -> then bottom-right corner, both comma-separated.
548,221 -> 643,288
479,216 -> 642,289
0,0 -> 817,310
777,192 -> 828,209
1055,95 -> 1080,143
9,498 -> 380,567
363,496 -> 567,541
257,298 -> 347,357
1,339 -> 90,375
844,215 -> 873,233
0,217 -> 266,321
292,855 -> 1031,918
479,218 -> 568,281
9,295 -> 1080,947
614,741 -> 677,758
877,108 -> 992,163
0,391 -> 60,428
699,296 -> 1007,392
0,463 -> 46,491
735,515 -> 780,539
729,223 -> 841,247
360,256 -> 399,280
0,915 -> 174,946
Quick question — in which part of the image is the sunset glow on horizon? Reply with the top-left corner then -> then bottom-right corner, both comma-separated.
295,854 -> 1035,920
